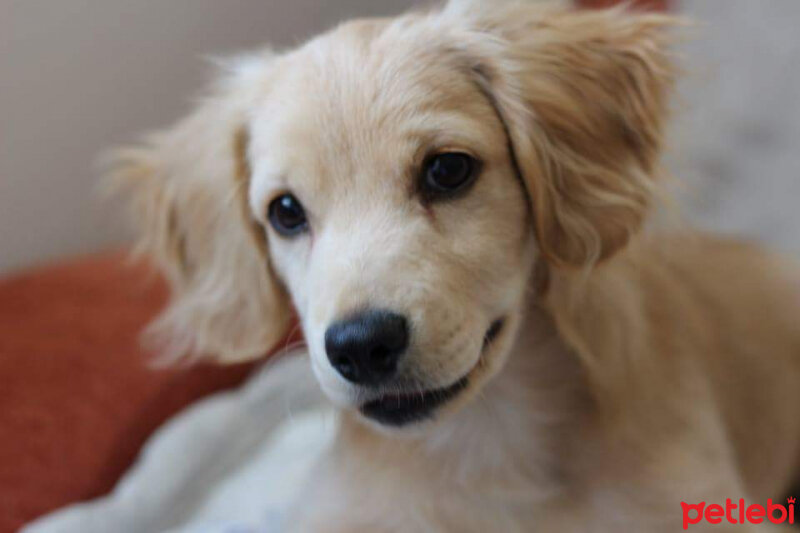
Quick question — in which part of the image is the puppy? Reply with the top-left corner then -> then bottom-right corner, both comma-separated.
111,1 -> 800,531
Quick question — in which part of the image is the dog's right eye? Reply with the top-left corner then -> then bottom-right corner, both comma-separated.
268,193 -> 309,237
420,152 -> 477,201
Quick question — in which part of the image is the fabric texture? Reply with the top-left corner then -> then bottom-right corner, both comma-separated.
0,252 -> 261,532
21,354 -> 333,533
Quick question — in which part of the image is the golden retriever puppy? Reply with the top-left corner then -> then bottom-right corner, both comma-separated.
110,1 -> 800,531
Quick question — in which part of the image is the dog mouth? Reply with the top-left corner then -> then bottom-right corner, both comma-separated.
359,317 -> 506,427
359,376 -> 469,426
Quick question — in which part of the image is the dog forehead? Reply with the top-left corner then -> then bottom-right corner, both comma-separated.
248,17 -> 487,180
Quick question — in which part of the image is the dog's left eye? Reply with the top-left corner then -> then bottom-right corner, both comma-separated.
421,152 -> 477,198
268,193 -> 309,237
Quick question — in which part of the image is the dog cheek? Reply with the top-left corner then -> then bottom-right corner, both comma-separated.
410,295 -> 486,379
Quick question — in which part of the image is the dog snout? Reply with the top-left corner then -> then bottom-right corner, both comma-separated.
324,309 -> 409,385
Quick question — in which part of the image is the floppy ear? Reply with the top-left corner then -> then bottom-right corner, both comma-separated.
464,5 -> 677,267
108,54 -> 292,363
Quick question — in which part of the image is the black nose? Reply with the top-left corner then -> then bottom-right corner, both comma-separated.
324,310 -> 409,385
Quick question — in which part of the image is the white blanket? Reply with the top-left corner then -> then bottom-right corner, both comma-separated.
24,354 -> 334,533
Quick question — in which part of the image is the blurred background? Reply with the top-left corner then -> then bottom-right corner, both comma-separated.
667,0 -> 800,257
1,1 -> 799,532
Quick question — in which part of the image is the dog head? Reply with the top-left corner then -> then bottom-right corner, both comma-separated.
112,2 -> 675,429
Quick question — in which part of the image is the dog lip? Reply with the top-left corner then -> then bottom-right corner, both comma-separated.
483,317 -> 505,350
360,318 -> 505,427
360,376 -> 469,427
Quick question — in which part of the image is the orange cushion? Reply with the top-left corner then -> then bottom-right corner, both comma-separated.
0,251 -> 261,532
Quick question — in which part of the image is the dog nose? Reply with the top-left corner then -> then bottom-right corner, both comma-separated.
324,310 -> 409,385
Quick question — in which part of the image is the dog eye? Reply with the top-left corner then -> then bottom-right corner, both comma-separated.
421,152 -> 476,198
268,193 -> 309,236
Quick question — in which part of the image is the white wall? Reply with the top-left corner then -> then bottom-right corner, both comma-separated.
0,0 -> 418,274
670,0 -> 800,257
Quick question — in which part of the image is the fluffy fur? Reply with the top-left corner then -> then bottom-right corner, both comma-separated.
110,2 -> 800,531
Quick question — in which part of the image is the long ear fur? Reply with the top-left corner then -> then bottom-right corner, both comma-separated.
462,4 -> 677,267
107,53 -> 292,363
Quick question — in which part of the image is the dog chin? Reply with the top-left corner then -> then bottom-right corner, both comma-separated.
357,373 -> 471,428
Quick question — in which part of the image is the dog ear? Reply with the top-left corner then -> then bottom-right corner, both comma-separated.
464,5 -> 677,267
107,54 -> 292,363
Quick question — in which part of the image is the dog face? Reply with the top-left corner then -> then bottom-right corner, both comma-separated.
113,3 -> 674,429
245,23 -> 534,425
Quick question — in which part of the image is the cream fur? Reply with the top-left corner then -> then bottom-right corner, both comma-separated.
110,2 -> 800,531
